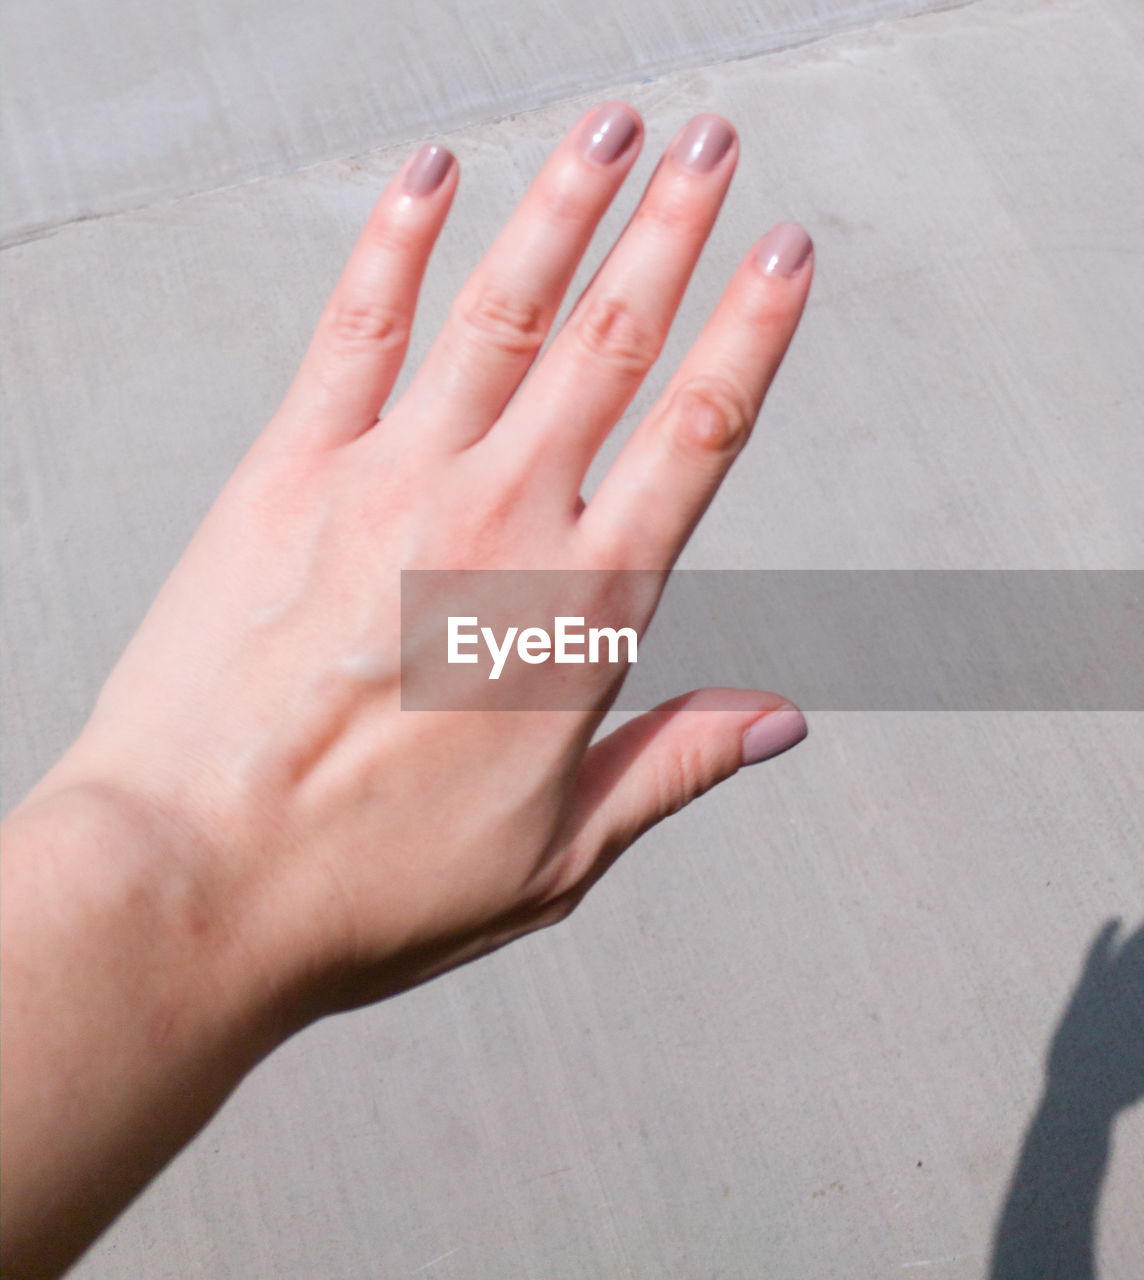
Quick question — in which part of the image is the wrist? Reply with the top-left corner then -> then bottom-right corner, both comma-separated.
5,772 -> 298,1052
1,777 -> 296,1274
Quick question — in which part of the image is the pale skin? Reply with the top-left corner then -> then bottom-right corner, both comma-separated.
0,102 -> 812,1277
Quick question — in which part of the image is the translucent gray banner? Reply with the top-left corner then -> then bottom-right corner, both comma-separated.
400,570 -> 1143,711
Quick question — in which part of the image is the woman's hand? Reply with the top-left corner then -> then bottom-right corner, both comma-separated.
18,103 -> 813,1019
3,101 -> 812,1274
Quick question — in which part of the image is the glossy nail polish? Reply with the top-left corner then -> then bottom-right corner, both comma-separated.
580,103 -> 640,166
755,221 -> 813,277
741,706 -> 808,765
671,114 -> 734,173
403,143 -> 454,196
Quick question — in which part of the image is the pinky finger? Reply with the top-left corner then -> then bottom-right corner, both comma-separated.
276,143 -> 458,451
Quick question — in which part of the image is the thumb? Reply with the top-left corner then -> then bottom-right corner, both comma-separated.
556,688 -> 807,897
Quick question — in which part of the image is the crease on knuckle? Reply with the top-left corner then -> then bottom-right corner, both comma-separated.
574,295 -> 663,376
667,378 -> 753,455
535,175 -> 599,227
636,190 -> 696,236
740,280 -> 795,333
657,740 -> 711,819
325,298 -> 410,351
361,216 -> 422,256
456,284 -> 547,357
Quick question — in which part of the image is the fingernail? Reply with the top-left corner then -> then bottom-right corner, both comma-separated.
403,143 -> 454,196
741,705 -> 808,766
580,103 -> 640,166
755,221 -> 813,277
671,114 -> 735,173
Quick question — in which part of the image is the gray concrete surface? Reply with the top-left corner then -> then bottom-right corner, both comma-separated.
1,0 -> 970,243
2,0 -> 1142,1275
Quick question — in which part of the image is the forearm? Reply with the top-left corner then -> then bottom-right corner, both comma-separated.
990,1086 -> 1109,1280
0,781 -> 288,1278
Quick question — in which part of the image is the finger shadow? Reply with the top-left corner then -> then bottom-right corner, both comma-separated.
989,917 -> 1144,1280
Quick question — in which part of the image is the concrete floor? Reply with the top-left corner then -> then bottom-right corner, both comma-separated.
2,0 -> 1142,1275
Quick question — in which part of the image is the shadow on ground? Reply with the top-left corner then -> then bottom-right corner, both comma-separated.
990,918 -> 1144,1279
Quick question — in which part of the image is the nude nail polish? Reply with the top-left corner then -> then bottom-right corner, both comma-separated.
580,103 -> 640,166
755,221 -> 813,277
671,115 -> 734,173
741,706 -> 808,765
403,143 -> 454,196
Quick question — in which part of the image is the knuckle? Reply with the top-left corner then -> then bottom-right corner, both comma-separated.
440,465 -> 532,564
636,189 -> 697,236
324,298 -> 410,350
657,740 -> 711,818
361,214 -> 422,256
667,378 -> 754,454
455,284 -> 547,357
740,278 -> 799,333
457,502 -> 512,562
573,295 -> 663,375
576,524 -> 636,571
535,173 -> 600,227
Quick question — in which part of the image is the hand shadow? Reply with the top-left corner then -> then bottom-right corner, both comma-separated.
990,918 -> 1144,1280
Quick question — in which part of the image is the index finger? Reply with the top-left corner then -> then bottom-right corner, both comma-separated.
578,221 -> 813,568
